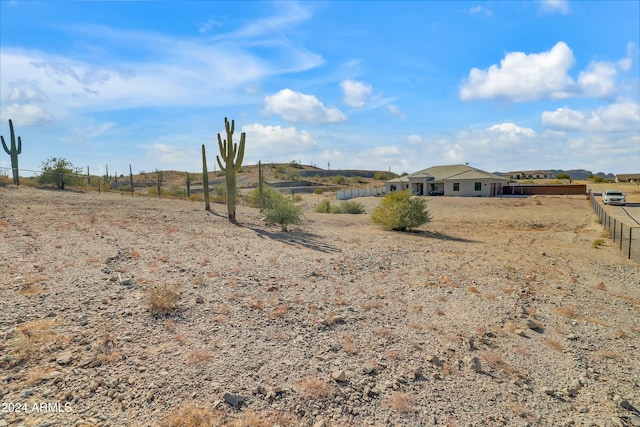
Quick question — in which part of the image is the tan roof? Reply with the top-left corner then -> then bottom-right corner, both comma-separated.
404,164 -> 508,182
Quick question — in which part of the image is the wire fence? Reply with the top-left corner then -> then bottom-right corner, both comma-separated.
590,192 -> 639,261
0,166 -> 214,200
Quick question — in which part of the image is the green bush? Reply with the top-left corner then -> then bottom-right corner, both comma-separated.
314,200 -> 332,213
262,192 -> 303,232
340,200 -> 365,214
313,188 -> 324,194
374,171 -> 391,180
247,186 -> 280,209
314,199 -> 365,214
371,190 -> 431,231
333,175 -> 346,185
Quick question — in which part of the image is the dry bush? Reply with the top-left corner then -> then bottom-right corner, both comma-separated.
12,319 -> 61,364
556,307 -> 577,318
159,403 -> 223,427
467,286 -> 480,294
373,327 -> 394,337
295,376 -> 333,399
600,350 -> 618,359
543,339 -> 564,352
387,392 -> 417,413
361,300 -> 382,310
96,351 -> 122,364
268,305 -> 288,318
434,309 -> 445,316
187,349 -> 212,365
340,333 -> 358,354
481,352 -> 525,378
248,298 -> 264,310
149,284 -> 181,314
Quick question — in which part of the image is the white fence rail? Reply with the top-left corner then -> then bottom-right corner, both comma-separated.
336,187 -> 386,200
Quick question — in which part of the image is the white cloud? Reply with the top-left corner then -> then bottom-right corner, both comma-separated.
487,123 -> 537,138
577,61 -> 617,97
373,146 -> 400,156
387,105 -> 406,119
406,134 -> 422,144
1,104 -> 53,126
263,89 -> 346,124
469,5 -> 493,16
541,99 -> 640,132
241,123 -> 317,153
538,0 -> 571,15
460,42 -> 576,102
146,143 -> 198,165
340,79 -> 373,107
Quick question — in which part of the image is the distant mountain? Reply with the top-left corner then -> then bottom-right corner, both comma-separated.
547,169 -> 615,180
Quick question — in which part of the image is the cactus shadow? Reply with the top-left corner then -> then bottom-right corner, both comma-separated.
247,226 -> 341,254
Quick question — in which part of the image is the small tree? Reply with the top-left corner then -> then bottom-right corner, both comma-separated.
556,172 -> 571,180
371,190 -> 431,231
262,191 -> 303,232
37,157 -> 83,189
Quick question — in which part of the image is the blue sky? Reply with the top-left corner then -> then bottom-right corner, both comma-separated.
1,1 -> 638,177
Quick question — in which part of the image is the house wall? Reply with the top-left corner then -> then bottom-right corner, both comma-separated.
444,179 -> 506,197
385,182 -> 409,193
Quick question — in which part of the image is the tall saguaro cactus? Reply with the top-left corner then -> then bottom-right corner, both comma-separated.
216,117 -> 245,222
1,119 -> 22,185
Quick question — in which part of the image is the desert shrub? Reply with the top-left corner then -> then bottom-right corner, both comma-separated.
314,200 -> 332,213
592,238 -> 605,248
374,171 -> 390,180
262,192 -> 303,231
313,188 -> 324,194
371,190 -> 431,231
340,200 -> 365,214
246,186 -> 280,209
149,285 -> 181,314
333,175 -> 347,185
293,194 -> 303,202
330,204 -> 343,214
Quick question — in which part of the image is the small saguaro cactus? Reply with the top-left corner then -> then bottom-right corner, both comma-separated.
202,144 -> 210,210
1,119 -> 23,186
216,117 -> 245,222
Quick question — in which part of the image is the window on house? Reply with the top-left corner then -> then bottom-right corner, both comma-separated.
453,183 -> 459,191
475,182 -> 481,191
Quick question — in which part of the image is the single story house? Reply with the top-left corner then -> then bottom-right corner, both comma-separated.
616,173 -> 640,183
386,164 -> 509,197
503,170 -> 553,180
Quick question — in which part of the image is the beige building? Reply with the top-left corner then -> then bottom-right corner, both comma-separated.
386,164 -> 509,197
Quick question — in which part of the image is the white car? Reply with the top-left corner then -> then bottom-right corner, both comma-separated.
602,189 -> 626,206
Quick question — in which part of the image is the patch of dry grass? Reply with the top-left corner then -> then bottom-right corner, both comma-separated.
295,376 -> 333,399
159,403 -> 223,427
543,339 -> 564,352
187,349 -> 212,365
387,392 -> 417,413
149,284 -> 181,314
555,307 -> 577,318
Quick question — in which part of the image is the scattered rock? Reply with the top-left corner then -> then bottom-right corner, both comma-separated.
56,352 -> 74,366
331,370 -> 347,382
542,387 -> 556,396
464,356 -> 481,373
223,392 -> 245,408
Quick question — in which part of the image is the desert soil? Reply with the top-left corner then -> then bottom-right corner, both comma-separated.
1,186 -> 639,427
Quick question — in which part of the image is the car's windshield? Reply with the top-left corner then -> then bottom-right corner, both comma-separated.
606,191 -> 623,196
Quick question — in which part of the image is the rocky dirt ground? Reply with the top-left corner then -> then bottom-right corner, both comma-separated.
0,186 -> 639,427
